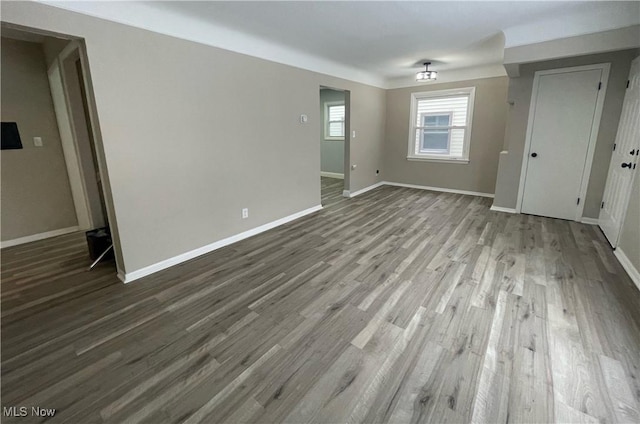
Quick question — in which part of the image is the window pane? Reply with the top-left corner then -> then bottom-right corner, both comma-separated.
421,130 -> 449,152
410,90 -> 473,160
423,114 -> 450,127
328,105 -> 345,121
423,115 -> 437,126
329,122 -> 344,137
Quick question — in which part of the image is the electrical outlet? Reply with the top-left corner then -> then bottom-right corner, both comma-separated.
242,208 -> 249,219
33,137 -> 43,147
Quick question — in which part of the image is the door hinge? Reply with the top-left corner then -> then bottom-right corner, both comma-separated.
577,198 -> 580,205
598,82 -> 602,90
601,201 -> 605,209
613,143 -> 616,151
627,80 -> 630,88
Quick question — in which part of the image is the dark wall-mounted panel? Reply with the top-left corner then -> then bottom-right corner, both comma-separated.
1,122 -> 23,150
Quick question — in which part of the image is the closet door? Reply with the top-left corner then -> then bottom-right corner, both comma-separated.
521,67 -> 604,220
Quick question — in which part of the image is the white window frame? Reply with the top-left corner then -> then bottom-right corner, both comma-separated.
418,112 -> 453,155
324,101 -> 345,141
407,87 -> 475,164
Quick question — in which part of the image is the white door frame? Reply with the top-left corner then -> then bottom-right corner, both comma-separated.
319,85 -> 351,197
48,41 -> 94,230
516,63 -> 610,220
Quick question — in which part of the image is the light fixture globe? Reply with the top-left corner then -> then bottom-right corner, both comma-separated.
416,62 -> 437,81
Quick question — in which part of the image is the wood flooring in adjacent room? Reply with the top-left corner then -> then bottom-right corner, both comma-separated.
321,176 -> 344,206
2,184 -> 640,423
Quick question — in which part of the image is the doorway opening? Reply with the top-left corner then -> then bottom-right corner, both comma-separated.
1,23 -> 122,276
319,86 -> 350,206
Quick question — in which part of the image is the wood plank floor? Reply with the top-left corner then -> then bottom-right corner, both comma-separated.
321,176 -> 344,207
2,182 -> 640,423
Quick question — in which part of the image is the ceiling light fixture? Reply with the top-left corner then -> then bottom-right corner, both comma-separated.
416,62 -> 437,81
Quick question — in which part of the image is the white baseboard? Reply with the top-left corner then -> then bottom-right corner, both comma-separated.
122,205 -> 323,284
384,181 -> 494,198
344,181 -> 495,200
580,217 -> 599,225
320,171 -> 344,179
345,182 -> 385,198
614,247 -> 640,292
490,205 -> 517,214
1,226 -> 80,248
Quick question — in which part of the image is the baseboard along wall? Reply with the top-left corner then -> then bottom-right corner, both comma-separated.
0,226 -> 80,249
121,205 -> 322,283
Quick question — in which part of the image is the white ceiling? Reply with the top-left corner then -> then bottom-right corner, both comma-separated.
41,1 -> 640,87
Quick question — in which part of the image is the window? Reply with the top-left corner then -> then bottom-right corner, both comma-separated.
408,87 -> 475,163
324,101 -> 345,140
420,113 -> 452,154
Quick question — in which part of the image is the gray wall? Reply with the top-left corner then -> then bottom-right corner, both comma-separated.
384,77 -> 508,194
1,37 -> 77,241
619,170 -> 640,275
320,88 -> 345,175
2,1 -> 385,274
493,49 -> 640,218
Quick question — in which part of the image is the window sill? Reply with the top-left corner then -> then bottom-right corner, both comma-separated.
407,156 -> 469,164
324,138 -> 345,142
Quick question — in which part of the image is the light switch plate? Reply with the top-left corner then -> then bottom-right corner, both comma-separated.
33,137 -> 43,147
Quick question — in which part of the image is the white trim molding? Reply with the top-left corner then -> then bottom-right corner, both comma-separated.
344,182 -> 385,198
407,87 -> 475,163
121,205 -> 322,283
490,205 -> 517,214
580,217 -> 599,225
320,171 -> 344,179
345,181 -> 495,199
1,226 -> 79,248
614,248 -> 640,292
406,157 -> 469,165
48,59 -> 93,231
121,181 -> 503,283
384,181 -> 494,198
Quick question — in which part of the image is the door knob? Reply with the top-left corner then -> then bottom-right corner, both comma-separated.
531,153 -> 538,158
621,162 -> 632,168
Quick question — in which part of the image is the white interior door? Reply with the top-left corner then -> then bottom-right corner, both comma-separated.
599,56 -> 640,247
521,67 -> 604,221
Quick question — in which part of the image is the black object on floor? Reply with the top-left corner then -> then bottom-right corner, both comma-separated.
86,227 -> 113,261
